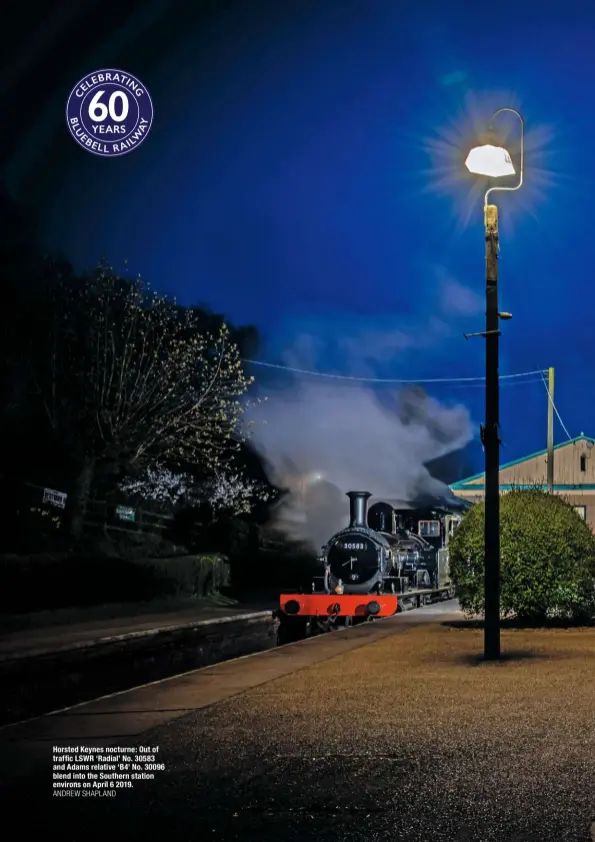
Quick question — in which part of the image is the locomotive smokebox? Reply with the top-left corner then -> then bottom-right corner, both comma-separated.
346,491 -> 371,528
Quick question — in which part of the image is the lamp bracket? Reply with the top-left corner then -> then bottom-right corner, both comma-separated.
463,330 -> 501,339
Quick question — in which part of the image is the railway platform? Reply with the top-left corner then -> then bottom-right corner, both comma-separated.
2,598 -> 595,841
0,597 -> 278,729
0,599 -> 275,661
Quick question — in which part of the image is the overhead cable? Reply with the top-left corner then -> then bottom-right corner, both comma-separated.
243,359 -> 548,385
541,373 -> 572,440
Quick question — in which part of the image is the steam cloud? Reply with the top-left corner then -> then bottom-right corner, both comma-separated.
248,355 -> 474,550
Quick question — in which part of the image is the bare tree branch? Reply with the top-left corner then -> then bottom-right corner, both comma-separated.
34,263 -> 256,482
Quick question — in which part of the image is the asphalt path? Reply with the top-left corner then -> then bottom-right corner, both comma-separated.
2,599 -> 594,841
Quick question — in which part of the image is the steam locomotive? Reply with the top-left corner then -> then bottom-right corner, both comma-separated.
278,489 -> 462,640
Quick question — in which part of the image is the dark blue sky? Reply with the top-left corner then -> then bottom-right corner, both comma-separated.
3,0 -> 594,478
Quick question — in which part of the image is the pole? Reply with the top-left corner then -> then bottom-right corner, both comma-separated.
484,203 -> 500,660
547,367 -> 555,492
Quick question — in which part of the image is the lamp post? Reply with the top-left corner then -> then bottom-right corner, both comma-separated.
465,108 -> 524,660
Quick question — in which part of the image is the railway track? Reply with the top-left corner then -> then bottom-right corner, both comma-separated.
397,585 -> 456,610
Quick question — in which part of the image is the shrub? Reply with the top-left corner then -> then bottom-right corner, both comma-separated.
146,553 -> 230,598
450,489 -> 595,622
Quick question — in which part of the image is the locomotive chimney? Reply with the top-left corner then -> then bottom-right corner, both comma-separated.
346,491 -> 371,528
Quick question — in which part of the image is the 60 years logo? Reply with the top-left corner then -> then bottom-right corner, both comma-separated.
66,69 -> 153,157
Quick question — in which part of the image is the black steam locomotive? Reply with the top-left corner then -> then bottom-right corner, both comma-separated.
278,489 -> 463,640
319,491 -> 460,597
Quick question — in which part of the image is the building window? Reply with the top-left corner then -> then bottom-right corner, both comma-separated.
580,454 -> 587,472
574,506 -> 586,520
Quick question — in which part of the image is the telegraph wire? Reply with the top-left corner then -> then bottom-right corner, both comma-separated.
451,377 -> 547,390
541,373 -> 572,440
243,359 -> 548,385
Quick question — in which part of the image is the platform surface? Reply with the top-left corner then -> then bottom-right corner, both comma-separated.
0,601 -> 275,660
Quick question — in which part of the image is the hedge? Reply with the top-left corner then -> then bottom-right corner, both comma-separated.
449,489 -> 595,621
0,552 -> 230,613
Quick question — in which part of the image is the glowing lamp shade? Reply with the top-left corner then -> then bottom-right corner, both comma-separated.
465,144 -> 515,178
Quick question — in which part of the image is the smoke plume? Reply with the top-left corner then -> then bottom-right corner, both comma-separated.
247,363 -> 473,550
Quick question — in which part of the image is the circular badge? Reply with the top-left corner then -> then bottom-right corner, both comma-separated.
65,69 -> 153,157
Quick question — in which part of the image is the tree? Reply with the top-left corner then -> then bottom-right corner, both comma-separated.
198,470 -> 271,517
35,263 -> 256,539
120,463 -> 270,517
119,465 -> 191,506
450,489 -> 595,622
0,191 -> 76,485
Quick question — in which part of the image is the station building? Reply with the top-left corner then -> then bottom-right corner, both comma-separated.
449,433 -> 595,532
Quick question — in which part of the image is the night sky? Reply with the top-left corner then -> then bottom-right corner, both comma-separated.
2,0 -> 594,484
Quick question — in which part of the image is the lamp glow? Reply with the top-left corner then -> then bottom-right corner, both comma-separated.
465,145 -> 515,178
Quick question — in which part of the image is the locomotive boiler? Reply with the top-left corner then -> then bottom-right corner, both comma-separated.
323,491 -> 393,594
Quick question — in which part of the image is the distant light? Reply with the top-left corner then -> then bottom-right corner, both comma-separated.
465,145 -> 515,178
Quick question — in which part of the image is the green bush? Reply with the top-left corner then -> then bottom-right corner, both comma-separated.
450,489 -> 595,621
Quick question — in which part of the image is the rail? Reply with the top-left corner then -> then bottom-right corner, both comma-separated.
397,586 -> 454,610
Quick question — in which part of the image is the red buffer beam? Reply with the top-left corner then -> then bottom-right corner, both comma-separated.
279,594 -> 398,618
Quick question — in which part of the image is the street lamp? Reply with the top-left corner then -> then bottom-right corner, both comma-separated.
465,108 -> 524,660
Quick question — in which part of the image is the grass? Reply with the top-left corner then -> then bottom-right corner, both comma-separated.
0,592 -> 241,634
